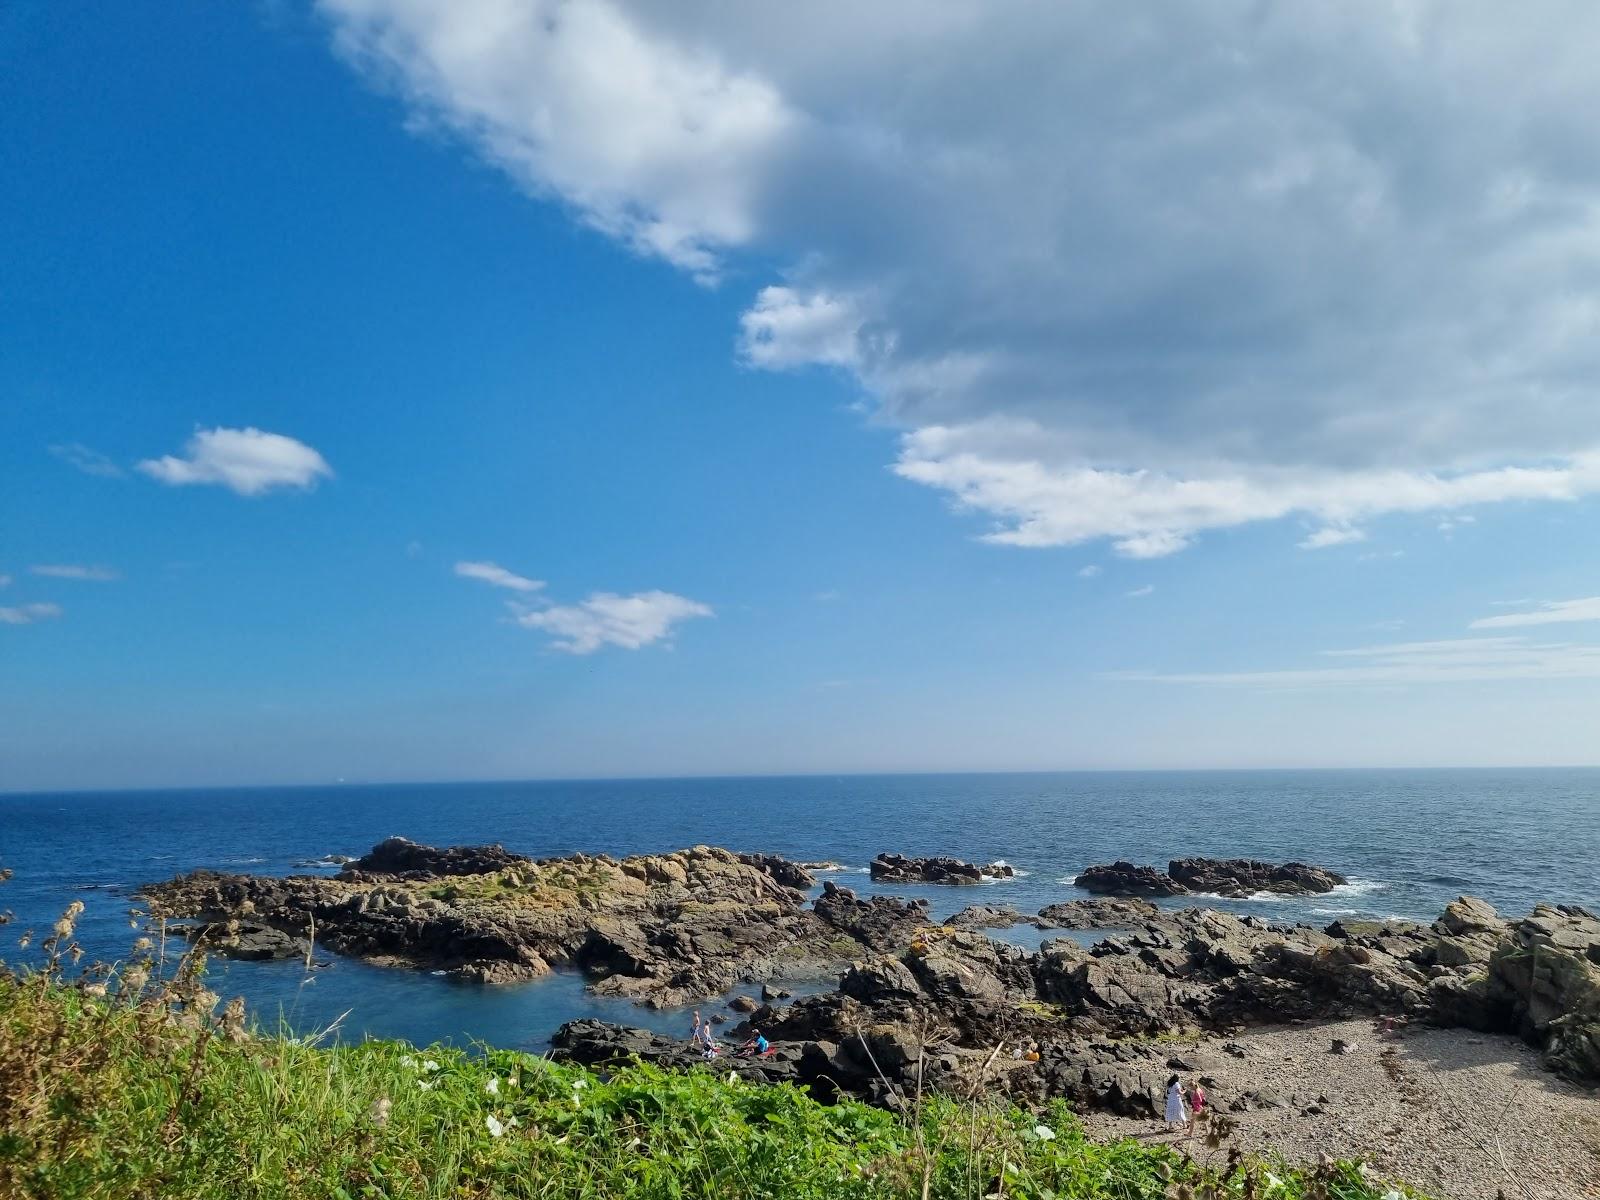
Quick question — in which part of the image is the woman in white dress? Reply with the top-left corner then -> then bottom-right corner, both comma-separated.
1163,1074 -> 1187,1132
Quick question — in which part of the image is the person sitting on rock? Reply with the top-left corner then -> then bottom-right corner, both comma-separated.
738,1030 -> 770,1058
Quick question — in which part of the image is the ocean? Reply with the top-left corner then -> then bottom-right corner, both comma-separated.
2,769 -> 1596,1054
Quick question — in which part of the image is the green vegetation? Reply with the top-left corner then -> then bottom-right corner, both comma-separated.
0,897 -> 1424,1199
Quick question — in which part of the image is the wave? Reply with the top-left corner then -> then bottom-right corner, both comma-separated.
1328,879 -> 1388,897
1310,907 -> 1359,916
805,863 -> 868,875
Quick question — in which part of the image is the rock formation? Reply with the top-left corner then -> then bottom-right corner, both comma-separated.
146,842 -> 835,1003
870,853 -> 1014,884
1072,861 -> 1189,896
1073,857 -> 1345,898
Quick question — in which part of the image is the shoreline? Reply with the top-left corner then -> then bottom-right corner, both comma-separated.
1077,1017 -> 1600,1200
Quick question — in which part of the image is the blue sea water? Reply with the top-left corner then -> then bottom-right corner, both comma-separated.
2,769 -> 1596,1054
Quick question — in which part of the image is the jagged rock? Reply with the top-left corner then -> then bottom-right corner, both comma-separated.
1431,896 -> 1509,967
1490,904 -> 1600,1082
1073,862 -> 1189,897
550,1019 -> 802,1085
947,905 -> 1028,929
146,843 -> 843,1003
169,919 -> 308,962
1036,898 -> 1159,929
813,882 -> 930,950
869,853 -> 1014,884
729,994 -> 760,1014
1167,857 -> 1347,897
340,837 -> 533,881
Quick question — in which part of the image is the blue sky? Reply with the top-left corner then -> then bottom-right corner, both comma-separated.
4,1 -> 1599,790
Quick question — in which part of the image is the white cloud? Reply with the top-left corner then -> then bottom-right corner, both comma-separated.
1299,526 -> 1367,550
50,443 -> 124,478
29,564 -> 120,582
894,427 -> 1600,555
1470,596 -> 1600,629
1116,635 -> 1600,688
322,0 -> 793,281
1076,565 -> 1101,579
511,589 -> 712,654
320,2 -> 1600,554
1125,585 -> 1154,598
138,427 -> 333,496
0,602 -> 63,626
738,287 -> 862,370
454,560 -> 545,593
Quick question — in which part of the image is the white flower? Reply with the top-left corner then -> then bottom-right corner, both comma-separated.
1265,1172 -> 1284,1192
486,1114 -> 505,1138
368,1096 -> 392,1127
399,1056 -> 416,1068
485,1077 -> 500,1095
417,1080 -> 434,1091
1032,1124 -> 1055,1141
422,1059 -> 440,1073
571,1078 -> 587,1089
727,1071 -> 739,1084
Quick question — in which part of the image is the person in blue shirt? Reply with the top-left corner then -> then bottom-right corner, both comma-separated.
739,1030 -> 770,1057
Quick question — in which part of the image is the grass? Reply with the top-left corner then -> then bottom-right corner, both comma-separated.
0,891 -> 1427,1199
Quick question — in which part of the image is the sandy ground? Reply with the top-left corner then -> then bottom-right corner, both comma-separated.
1076,1019 -> 1600,1200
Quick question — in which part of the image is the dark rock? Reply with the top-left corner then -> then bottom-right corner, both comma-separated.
869,853 -> 1014,884
729,994 -> 760,1014
813,883 -> 930,950
340,837 -> 534,881
1072,862 -> 1189,897
1167,857 -> 1347,897
1036,898 -> 1159,929
947,905 -> 1028,929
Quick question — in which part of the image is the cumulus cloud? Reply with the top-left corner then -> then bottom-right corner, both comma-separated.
454,560 -> 545,592
1470,596 -> 1600,629
1117,635 -> 1600,687
511,590 -> 712,654
320,1 -> 1600,553
29,564 -> 119,582
49,443 -> 124,478
138,427 -> 332,496
0,602 -> 63,626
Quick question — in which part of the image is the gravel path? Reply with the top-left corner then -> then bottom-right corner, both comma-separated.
1076,1019 -> 1600,1200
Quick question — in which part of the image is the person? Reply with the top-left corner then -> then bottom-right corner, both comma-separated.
689,1009 -> 702,1044
738,1030 -> 770,1058
696,1018 -> 719,1059
1185,1080 -> 1206,1137
1163,1074 -> 1187,1133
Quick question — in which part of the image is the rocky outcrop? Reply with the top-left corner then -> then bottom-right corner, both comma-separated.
1167,857 -> 1347,897
870,853 -> 1014,884
145,842 -> 885,1005
1072,861 -> 1188,897
551,1019 -> 805,1086
1036,898 -> 1159,929
1073,857 -> 1346,898
947,905 -> 1029,929
1489,904 -> 1600,1082
812,882 -> 930,950
339,837 -> 533,881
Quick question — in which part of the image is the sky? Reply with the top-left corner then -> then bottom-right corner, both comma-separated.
4,1 -> 1600,791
